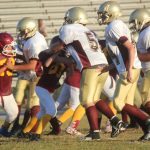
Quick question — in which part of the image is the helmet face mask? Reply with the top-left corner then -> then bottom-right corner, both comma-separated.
63,17 -> 73,25
63,7 -> 88,25
97,11 -> 110,25
2,41 -> 17,57
97,1 -> 121,25
0,33 -> 16,57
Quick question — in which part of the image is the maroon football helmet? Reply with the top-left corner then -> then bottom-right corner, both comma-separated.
0,32 -> 16,57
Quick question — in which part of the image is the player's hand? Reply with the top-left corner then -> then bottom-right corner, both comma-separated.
6,58 -> 14,70
127,69 -> 133,83
96,65 -> 106,75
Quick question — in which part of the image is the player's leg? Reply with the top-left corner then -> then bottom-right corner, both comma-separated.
11,79 -> 29,133
141,70 -> 150,115
57,83 -> 74,124
102,75 -> 117,132
66,86 -> 85,136
94,72 -> 123,138
26,79 -> 40,133
30,86 -> 57,141
114,69 -> 150,141
127,87 -> 142,128
80,68 -> 101,140
0,94 -> 18,137
48,83 -> 71,135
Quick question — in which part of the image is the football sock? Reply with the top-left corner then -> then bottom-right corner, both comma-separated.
58,108 -> 74,124
122,104 -> 149,121
98,113 -> 102,130
36,114 -> 51,135
68,105 -> 85,129
86,105 -> 99,131
96,100 -> 114,119
72,105 -> 85,122
21,109 -> 31,129
12,105 -> 21,128
30,106 -> 40,117
121,110 -> 128,123
145,101 -> 150,115
23,116 -> 38,133
2,121 -> 11,130
108,101 -> 117,115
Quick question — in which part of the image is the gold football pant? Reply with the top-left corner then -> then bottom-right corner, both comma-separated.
15,78 -> 39,109
80,68 -> 108,106
134,86 -> 142,108
141,70 -> 150,106
113,68 -> 141,111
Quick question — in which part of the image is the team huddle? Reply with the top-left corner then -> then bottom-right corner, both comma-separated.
0,1 -> 150,142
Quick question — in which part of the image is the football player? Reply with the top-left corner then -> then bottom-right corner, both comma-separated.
129,8 -> 150,140
51,7 -> 123,141
24,35 -> 75,141
0,32 -> 18,137
6,17 -> 48,136
97,1 -> 150,141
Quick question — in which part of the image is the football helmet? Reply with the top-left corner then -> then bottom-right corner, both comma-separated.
16,17 -> 37,40
0,32 -> 16,57
97,1 -> 121,25
63,7 -> 88,25
129,8 -> 150,32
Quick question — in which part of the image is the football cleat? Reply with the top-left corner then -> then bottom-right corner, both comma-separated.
138,133 -> 150,141
46,127 -> 61,135
138,118 -> 150,141
17,130 -> 30,138
47,117 -> 61,135
110,116 -> 124,138
29,133 -> 40,141
81,130 -> 100,141
10,124 -> 22,137
65,127 -> 83,136
0,128 -> 12,137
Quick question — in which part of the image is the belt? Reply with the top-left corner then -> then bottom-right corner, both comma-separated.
87,64 -> 108,69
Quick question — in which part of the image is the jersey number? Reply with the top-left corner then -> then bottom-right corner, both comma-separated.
86,32 -> 98,51
48,63 -> 65,78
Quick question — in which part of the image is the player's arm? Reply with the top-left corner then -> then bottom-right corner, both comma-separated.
45,53 -> 59,67
137,49 -> 150,62
6,59 -> 38,71
119,37 -> 135,82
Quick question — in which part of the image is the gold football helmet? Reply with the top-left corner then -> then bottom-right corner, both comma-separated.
64,7 -> 88,25
97,1 -> 121,25
17,17 -> 37,40
129,8 -> 150,32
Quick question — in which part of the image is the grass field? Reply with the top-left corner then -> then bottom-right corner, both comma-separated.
0,116 -> 150,150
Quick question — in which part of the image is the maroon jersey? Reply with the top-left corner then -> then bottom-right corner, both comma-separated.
65,69 -> 81,88
0,55 -> 14,96
37,50 -> 74,93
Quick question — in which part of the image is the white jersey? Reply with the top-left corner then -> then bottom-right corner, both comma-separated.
59,24 -> 108,71
137,26 -> 150,72
105,20 -> 141,74
23,31 -> 48,80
